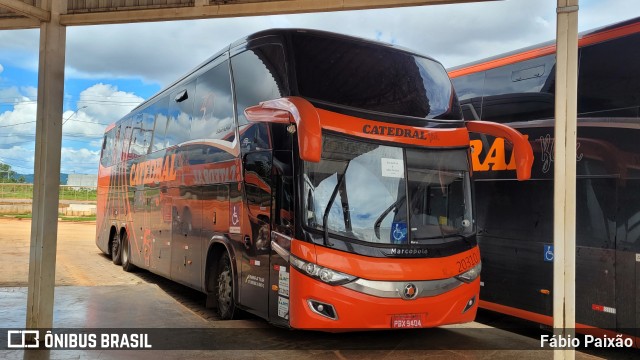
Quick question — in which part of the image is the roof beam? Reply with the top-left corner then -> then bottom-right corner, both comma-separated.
60,0 -> 492,26
0,0 -> 50,22
0,15 -> 39,29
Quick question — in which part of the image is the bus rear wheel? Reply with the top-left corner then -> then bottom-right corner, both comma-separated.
111,233 -> 122,265
216,253 -> 235,320
121,232 -> 136,272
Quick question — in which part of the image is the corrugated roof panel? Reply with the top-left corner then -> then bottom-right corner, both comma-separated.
68,0 -> 195,13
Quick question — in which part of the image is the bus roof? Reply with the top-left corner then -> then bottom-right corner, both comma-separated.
129,28 -> 441,116
448,16 -> 640,78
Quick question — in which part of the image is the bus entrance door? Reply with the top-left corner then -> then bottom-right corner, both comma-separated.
239,150 -> 273,318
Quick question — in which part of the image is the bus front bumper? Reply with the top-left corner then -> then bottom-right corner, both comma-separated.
288,267 -> 480,330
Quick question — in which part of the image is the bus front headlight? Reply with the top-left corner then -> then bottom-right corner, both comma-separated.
290,255 -> 357,286
455,262 -> 482,283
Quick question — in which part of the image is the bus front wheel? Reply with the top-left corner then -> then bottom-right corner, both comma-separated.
216,253 -> 235,320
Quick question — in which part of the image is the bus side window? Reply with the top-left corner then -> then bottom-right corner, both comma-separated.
274,174 -> 294,236
192,59 -> 235,141
232,44 -> 288,152
166,81 -> 196,148
149,96 -> 170,152
578,32 -> 640,117
142,111 -> 155,154
272,124 -> 294,235
232,44 -> 288,126
130,114 -> 149,157
451,72 -> 485,120
112,123 -> 124,164
481,54 -> 555,122
244,151 -> 272,213
120,116 -> 134,162
100,128 -> 116,167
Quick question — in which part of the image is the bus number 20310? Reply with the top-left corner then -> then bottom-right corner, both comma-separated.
457,253 -> 479,273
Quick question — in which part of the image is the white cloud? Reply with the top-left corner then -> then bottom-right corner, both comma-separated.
0,86 -> 27,104
0,94 -> 38,148
60,147 -> 101,175
0,29 -> 39,71
0,145 -> 34,174
20,86 -> 37,99
0,83 -> 144,174
74,83 -> 144,125
0,63 -> 3,74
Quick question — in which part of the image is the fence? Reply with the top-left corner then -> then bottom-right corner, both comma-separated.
0,183 -> 97,202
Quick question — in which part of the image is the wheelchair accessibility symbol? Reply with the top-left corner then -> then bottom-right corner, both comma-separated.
391,222 -> 407,244
544,244 -> 554,262
229,203 -> 241,234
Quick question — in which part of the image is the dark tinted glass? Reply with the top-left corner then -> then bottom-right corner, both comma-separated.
578,33 -> 640,118
120,117 -> 134,162
112,123 -> 124,164
191,60 -> 235,142
166,81 -> 195,147
130,114 -> 150,156
232,45 -> 288,126
100,128 -> 116,167
244,151 -> 272,216
452,72 -> 484,120
149,96 -> 169,152
292,32 -> 460,120
480,54 -> 556,122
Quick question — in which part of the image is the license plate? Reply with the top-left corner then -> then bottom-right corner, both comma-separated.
391,314 -> 423,329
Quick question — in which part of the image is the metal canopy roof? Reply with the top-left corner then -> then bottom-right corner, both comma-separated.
0,0 -> 494,29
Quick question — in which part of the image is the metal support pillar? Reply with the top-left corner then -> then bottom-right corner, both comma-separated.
25,0 -> 67,330
553,0 -> 579,359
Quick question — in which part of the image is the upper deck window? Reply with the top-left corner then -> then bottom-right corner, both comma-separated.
233,44 -> 288,126
291,33 -> 460,120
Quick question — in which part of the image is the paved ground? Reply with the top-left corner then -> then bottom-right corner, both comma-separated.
0,218 -> 634,359
0,218 -> 142,287
0,217 -> 220,321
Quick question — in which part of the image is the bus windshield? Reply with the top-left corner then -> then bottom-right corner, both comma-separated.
303,135 -> 473,245
291,32 -> 461,120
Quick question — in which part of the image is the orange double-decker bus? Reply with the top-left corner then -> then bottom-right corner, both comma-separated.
96,29 -> 532,330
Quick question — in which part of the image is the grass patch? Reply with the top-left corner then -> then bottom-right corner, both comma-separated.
1,213 -> 96,222
59,215 -> 96,222
0,184 -> 97,201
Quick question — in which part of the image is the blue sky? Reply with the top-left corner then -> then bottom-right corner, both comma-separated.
0,0 -> 638,175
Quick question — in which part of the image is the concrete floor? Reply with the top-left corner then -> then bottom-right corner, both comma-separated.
0,284 -> 617,360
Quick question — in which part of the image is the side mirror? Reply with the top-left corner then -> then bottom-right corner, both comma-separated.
466,120 -> 534,181
244,97 -> 322,163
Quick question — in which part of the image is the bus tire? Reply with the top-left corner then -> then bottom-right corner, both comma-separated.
111,232 -> 122,265
121,231 -> 137,272
216,252 -> 235,320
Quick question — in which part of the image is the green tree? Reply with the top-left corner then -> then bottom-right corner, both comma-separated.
0,162 -> 22,183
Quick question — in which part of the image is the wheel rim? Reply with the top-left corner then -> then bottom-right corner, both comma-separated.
217,267 -> 232,316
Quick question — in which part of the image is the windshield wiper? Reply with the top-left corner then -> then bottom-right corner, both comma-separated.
413,233 -> 463,241
373,196 -> 405,239
322,160 -> 351,247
